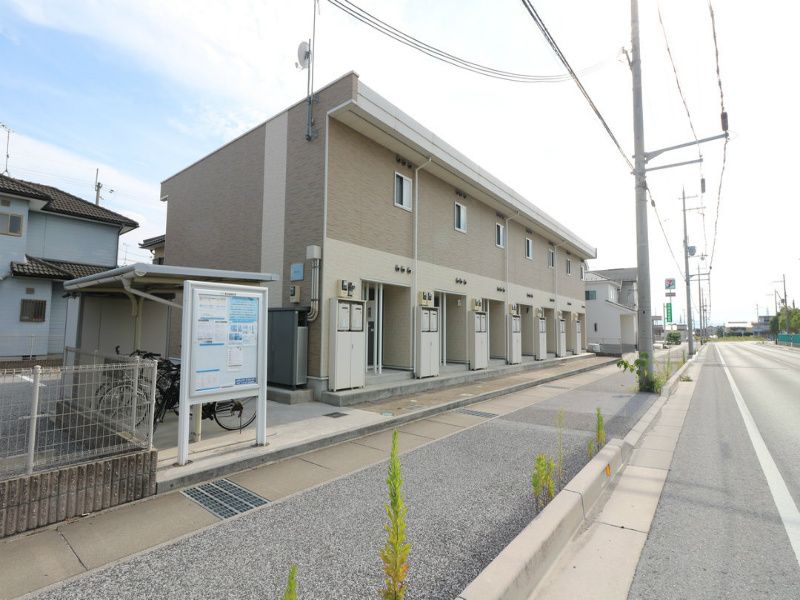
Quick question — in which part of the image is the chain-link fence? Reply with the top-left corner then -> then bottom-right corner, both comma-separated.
0,359 -> 157,481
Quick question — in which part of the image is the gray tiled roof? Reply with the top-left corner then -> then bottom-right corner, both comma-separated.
589,267 -> 638,283
0,174 -> 138,230
10,256 -> 112,280
139,234 -> 165,249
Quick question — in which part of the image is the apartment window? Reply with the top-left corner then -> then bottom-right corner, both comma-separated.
495,223 -> 505,248
547,247 -> 555,268
580,264 -> 586,280
594,323 -> 598,332
0,213 -> 22,236
525,237 -> 533,260
0,199 -> 10,207
585,290 -> 597,300
20,299 -> 46,323
566,258 -> 572,275
394,173 -> 412,211
454,202 -> 467,233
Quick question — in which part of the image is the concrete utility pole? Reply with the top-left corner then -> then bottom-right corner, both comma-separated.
783,274 -> 789,333
631,0 -> 654,386
697,264 -> 704,343
682,188 -> 694,356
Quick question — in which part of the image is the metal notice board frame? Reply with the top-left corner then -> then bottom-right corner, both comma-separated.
177,280 -> 268,465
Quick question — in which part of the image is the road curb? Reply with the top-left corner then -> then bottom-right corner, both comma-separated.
157,357 -> 619,493
455,349 -> 699,600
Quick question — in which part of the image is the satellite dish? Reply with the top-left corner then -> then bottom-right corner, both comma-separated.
295,41 -> 310,70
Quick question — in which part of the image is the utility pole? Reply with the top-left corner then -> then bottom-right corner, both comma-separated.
631,0 -> 653,386
783,274 -> 789,333
697,264 -> 704,344
682,188 -> 694,355
94,168 -> 102,205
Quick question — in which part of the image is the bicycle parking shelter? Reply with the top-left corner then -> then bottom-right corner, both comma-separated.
63,263 -> 278,465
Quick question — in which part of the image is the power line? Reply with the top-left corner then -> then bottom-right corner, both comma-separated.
328,0 -> 608,84
519,0 -> 634,171
648,190 -> 685,280
707,0 -> 727,271
656,3 -> 700,154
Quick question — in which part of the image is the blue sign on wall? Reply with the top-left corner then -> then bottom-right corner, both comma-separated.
290,262 -> 304,281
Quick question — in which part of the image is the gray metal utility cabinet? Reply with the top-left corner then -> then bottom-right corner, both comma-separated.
267,308 -> 308,388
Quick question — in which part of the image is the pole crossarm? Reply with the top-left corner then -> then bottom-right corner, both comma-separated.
644,132 -> 728,162
646,158 -> 703,173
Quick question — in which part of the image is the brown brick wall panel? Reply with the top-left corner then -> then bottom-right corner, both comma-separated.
27,475 -> 39,530
102,461 -> 112,509
38,472 -> 50,527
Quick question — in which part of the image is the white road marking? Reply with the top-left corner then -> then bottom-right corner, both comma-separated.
717,345 -> 800,568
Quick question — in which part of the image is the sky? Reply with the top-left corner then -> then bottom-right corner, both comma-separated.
0,0 -> 798,325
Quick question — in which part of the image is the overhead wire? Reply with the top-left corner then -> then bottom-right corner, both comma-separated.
707,0 -> 727,272
328,0 -> 609,84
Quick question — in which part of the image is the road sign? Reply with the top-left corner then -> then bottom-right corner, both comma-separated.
666,303 -> 673,323
665,278 -> 676,290
665,292 -> 676,297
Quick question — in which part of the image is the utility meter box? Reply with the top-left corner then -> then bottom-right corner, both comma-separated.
468,309 -> 489,370
416,306 -> 440,378
536,317 -> 547,360
418,290 -> 434,308
328,298 -> 366,391
337,279 -> 356,298
507,313 -> 522,364
557,318 -> 567,358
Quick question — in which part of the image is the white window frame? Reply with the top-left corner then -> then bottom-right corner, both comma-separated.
495,223 -> 505,248
20,299 -> 46,322
454,202 -> 467,233
580,264 -> 586,280
547,247 -> 555,268
394,172 -> 413,212
0,212 -> 23,237
524,237 -> 533,260
566,258 -> 572,276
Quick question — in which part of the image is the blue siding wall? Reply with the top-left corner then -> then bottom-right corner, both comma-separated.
0,196 -> 30,276
26,212 -> 119,266
0,277 -> 52,357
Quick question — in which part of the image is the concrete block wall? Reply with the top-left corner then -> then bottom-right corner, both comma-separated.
0,449 -> 157,539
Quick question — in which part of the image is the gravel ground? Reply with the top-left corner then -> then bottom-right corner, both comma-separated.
32,369 -> 656,600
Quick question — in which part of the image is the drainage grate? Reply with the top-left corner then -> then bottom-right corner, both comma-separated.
323,411 -> 348,418
455,408 -> 497,419
182,479 -> 268,519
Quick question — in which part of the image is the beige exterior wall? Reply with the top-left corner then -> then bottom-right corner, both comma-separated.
444,294 -> 467,362
163,124 -> 267,271
327,119 -> 414,258
381,285 -> 411,369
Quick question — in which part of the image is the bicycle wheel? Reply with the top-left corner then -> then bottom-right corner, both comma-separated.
213,397 -> 257,431
98,383 -> 149,428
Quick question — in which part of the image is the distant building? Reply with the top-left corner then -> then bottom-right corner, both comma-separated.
139,234 -> 165,264
724,321 -> 754,336
752,315 -> 771,337
584,270 -> 637,354
0,174 -> 138,359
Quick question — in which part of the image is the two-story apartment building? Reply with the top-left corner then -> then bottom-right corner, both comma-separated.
162,72 -> 594,397
585,268 -> 638,354
0,175 -> 138,359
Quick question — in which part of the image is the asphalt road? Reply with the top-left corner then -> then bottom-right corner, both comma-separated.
629,342 -> 800,599
29,365 -> 655,600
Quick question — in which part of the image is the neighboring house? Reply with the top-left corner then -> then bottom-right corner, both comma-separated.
139,234 -> 165,264
0,175 -> 138,359
161,72 -> 595,398
752,314 -> 771,337
584,270 -> 638,354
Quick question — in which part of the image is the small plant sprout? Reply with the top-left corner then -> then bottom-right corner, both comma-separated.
596,407 -> 606,449
555,410 -> 566,489
587,438 -> 596,459
281,564 -> 297,600
380,430 -> 410,600
531,453 -> 555,511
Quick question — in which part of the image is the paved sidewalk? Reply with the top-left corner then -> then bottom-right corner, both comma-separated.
2,361 -> 653,599
530,349 -> 701,600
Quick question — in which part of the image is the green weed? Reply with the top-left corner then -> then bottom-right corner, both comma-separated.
281,564 -> 298,600
595,407 -> 606,449
587,438 -> 596,459
380,430 -> 410,600
531,453 -> 555,512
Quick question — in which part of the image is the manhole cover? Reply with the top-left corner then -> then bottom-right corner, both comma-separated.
183,479 -> 268,519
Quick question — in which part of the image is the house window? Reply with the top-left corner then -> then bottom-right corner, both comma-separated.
566,258 -> 572,275
394,173 -> 412,211
0,213 -> 23,236
594,323 -> 598,332
20,299 -> 46,322
580,264 -> 586,280
1,199 -> 10,207
454,202 -> 467,233
585,290 -> 597,300
495,223 -> 505,248
525,237 -> 533,260
547,247 -> 555,268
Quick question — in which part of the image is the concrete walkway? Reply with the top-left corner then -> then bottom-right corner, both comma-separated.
530,347 -> 701,599
2,360 -> 651,599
